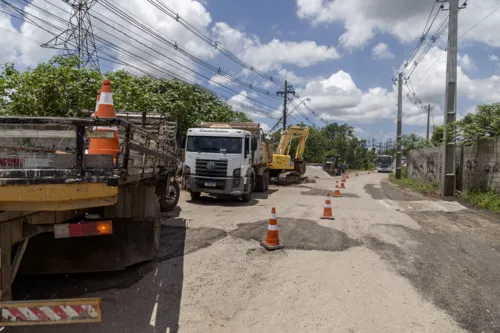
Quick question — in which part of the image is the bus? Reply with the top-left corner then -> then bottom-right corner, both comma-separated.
376,155 -> 393,173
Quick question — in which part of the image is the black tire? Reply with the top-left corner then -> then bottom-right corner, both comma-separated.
190,191 -> 201,200
160,181 -> 180,212
257,174 -> 266,192
242,177 -> 253,202
264,172 -> 270,191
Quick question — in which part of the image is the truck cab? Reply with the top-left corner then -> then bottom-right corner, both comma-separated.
184,123 -> 271,202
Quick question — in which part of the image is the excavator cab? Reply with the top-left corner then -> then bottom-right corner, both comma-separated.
269,126 -> 310,185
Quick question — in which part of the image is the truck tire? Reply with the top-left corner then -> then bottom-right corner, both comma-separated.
190,191 -> 201,200
242,176 -> 253,202
257,174 -> 266,192
160,180 -> 180,212
264,171 -> 270,191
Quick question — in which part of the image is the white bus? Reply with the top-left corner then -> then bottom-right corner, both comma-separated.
376,155 -> 394,173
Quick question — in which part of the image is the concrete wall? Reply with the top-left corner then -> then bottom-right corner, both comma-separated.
462,138 -> 500,193
407,138 -> 500,193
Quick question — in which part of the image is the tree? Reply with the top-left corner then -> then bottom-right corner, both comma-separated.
455,103 -> 500,144
431,125 -> 444,146
0,56 -> 250,134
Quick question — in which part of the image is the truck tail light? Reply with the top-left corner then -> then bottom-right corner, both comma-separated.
54,221 -> 113,239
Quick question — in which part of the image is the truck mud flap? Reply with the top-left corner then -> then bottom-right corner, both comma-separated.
0,298 -> 101,326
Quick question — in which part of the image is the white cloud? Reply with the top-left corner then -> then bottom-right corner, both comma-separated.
293,46 -> 500,127
209,74 -> 235,87
372,42 -> 394,59
296,0 -> 500,49
228,90 -> 267,120
212,22 -> 341,71
490,54 -> 499,61
2,0 -> 216,79
458,54 -> 476,71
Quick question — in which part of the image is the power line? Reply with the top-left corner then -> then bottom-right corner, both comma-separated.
417,1 -> 499,83
145,0 -> 284,87
0,4 -> 279,122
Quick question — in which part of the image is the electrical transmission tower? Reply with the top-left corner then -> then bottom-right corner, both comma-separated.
42,0 -> 100,71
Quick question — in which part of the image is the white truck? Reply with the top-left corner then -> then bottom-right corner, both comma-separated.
184,122 -> 273,202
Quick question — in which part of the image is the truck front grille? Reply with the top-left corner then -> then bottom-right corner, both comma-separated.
195,159 -> 228,177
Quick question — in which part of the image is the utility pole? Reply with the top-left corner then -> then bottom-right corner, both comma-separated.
276,80 -> 296,131
426,104 -> 431,140
442,0 -> 461,197
396,72 -> 403,179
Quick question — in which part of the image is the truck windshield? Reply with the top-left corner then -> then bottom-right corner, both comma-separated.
377,156 -> 392,166
187,136 -> 242,154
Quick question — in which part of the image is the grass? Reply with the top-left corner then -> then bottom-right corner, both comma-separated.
389,167 -> 500,214
460,189 -> 500,213
389,167 -> 441,196
389,173 -> 441,196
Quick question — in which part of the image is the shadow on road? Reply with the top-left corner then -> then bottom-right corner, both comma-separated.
186,189 -> 278,207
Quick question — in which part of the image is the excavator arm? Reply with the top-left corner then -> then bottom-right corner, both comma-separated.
271,126 -> 310,185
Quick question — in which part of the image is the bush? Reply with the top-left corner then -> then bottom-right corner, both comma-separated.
460,189 -> 500,213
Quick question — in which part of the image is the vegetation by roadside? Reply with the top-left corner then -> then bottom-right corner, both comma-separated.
389,167 -> 441,197
460,189 -> 500,214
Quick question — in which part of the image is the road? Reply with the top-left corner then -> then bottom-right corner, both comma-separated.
8,166 -> 500,333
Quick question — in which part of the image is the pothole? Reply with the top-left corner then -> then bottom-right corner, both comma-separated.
300,188 -> 360,198
230,218 -> 361,252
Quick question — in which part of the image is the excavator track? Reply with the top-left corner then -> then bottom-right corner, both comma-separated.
277,171 -> 302,186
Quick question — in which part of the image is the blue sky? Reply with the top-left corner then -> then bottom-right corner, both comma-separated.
1,0 -> 500,144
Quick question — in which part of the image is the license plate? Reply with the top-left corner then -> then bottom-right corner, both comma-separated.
205,182 -> 216,187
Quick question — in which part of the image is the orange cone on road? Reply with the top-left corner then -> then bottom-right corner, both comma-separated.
334,189 -> 342,197
356,172 -> 359,176
261,207 -> 285,251
340,182 -> 345,189
321,193 -> 335,220
88,80 -> 120,162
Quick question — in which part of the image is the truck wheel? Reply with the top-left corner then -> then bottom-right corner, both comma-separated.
242,177 -> 253,202
190,191 -> 201,200
257,174 -> 266,192
160,180 -> 180,212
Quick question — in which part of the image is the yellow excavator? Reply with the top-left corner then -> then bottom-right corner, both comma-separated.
269,125 -> 310,185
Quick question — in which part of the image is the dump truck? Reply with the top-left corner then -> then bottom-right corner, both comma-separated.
0,95 -> 177,325
184,122 -> 273,202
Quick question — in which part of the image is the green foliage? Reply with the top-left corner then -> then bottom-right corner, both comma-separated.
390,171 -> 440,196
455,103 -> 500,144
460,189 -> 500,213
401,133 -> 432,155
0,55 -> 250,134
431,125 -> 444,146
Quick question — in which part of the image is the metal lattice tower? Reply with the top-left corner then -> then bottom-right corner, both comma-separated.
42,0 -> 100,71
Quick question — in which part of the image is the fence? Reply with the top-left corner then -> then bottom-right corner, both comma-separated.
407,138 -> 500,193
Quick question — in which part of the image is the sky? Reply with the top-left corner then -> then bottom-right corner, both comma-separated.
1,0 -> 500,144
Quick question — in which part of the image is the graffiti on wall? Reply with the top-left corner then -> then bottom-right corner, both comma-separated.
409,149 -> 441,183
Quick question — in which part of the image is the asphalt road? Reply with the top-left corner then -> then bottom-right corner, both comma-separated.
7,167 -> 500,332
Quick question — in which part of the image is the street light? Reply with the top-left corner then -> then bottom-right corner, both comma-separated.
271,98 -> 311,132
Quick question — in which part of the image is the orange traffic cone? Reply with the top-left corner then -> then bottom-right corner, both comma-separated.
340,182 -> 345,189
334,189 -> 342,197
88,80 -> 120,162
261,208 -> 285,251
356,172 -> 358,176
321,193 -> 335,220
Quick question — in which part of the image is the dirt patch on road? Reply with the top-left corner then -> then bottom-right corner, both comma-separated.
300,188 -> 360,198
367,209 -> 500,333
230,218 -> 360,251
157,224 -> 227,262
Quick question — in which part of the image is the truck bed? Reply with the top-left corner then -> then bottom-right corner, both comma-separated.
0,115 -> 177,211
